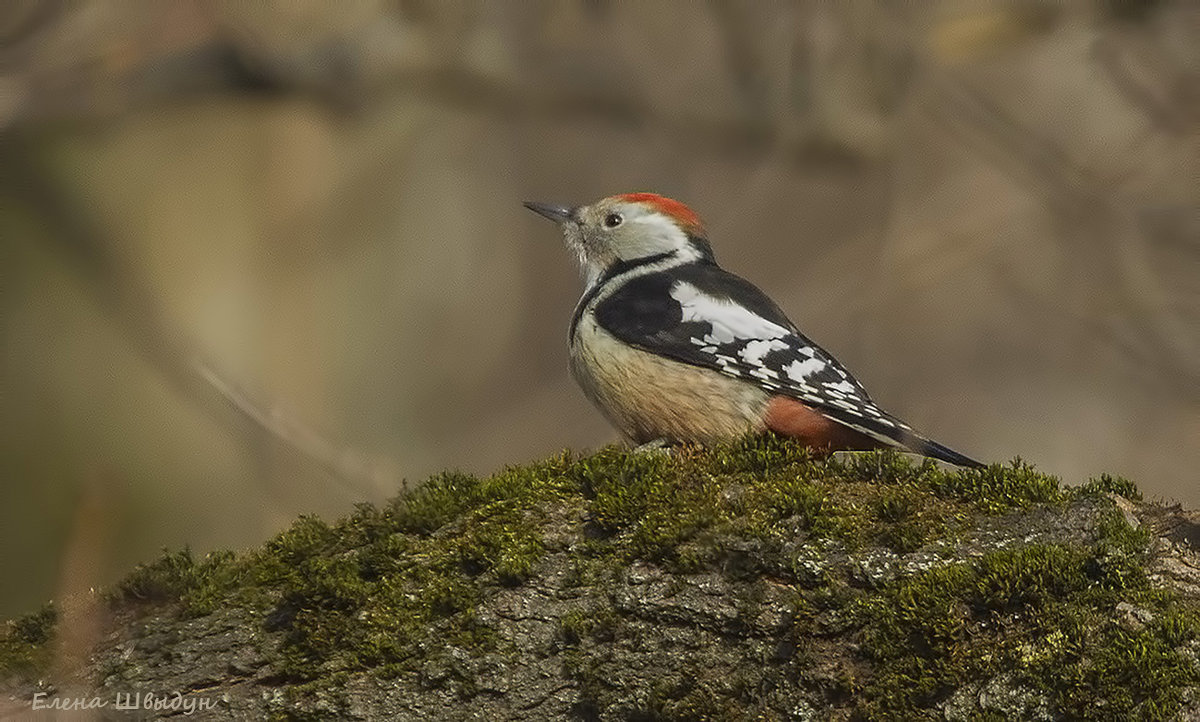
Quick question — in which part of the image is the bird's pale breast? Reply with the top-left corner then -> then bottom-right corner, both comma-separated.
569,315 -> 770,445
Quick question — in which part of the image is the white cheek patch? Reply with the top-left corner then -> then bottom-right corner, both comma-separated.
670,282 -> 792,345
627,215 -> 696,261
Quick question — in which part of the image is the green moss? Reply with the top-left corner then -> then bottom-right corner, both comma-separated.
923,458 -> 1064,513
559,605 -> 621,647
1079,473 -> 1143,501
1088,507 -> 1153,594
112,547 -> 248,617
873,488 -> 945,554
1037,613 -> 1198,720
389,471 -> 484,534
577,441 -> 965,563
0,604 -> 56,676
4,437 -> 1198,718
850,512 -> 1199,719
558,607 -> 591,646
874,488 -> 921,523
986,548 -> 1105,619
463,518 -> 544,585
644,675 -> 747,721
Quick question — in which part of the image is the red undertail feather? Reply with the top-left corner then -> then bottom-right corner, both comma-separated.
764,396 -> 886,452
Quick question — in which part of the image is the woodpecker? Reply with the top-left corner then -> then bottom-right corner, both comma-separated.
524,192 -> 983,468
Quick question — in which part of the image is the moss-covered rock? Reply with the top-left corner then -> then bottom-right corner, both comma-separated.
3,437 -> 1199,719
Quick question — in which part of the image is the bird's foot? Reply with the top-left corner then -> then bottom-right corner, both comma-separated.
632,438 -> 674,456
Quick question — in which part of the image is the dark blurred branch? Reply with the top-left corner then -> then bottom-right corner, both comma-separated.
1,27 -> 870,169
367,66 -> 857,167
0,1 -> 65,67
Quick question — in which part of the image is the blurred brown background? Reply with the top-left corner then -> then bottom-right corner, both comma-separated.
1,0 -> 1197,618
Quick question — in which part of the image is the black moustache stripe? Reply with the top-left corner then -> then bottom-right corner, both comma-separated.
569,250 -> 679,338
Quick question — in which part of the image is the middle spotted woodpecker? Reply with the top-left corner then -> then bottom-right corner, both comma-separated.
524,192 -> 983,467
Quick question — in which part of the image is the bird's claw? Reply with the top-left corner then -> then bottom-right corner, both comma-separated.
632,438 -> 673,455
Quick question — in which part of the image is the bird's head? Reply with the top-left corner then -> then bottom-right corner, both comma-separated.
524,192 -> 715,287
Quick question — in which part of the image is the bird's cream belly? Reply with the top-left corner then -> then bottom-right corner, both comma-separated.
570,318 -> 770,445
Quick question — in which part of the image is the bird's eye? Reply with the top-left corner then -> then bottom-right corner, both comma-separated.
603,212 -> 624,229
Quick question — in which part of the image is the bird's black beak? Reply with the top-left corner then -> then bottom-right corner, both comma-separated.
523,201 -> 573,224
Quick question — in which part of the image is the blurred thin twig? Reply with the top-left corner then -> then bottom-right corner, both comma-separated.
918,70 -> 1200,398
0,134 -> 399,499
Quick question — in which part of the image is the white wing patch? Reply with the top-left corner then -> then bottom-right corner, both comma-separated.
671,282 -> 791,345
655,279 -> 912,439
739,338 -> 789,364
783,357 -> 825,381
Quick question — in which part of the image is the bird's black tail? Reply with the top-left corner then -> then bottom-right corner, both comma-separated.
912,436 -> 985,468
816,403 -> 985,468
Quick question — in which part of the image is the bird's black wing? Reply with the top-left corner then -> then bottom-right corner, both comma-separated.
592,262 -> 982,466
